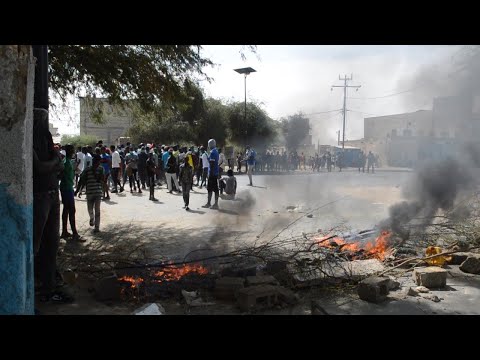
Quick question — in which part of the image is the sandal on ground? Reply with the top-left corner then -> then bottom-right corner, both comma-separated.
60,232 -> 72,239
50,291 -> 75,303
72,233 -> 86,242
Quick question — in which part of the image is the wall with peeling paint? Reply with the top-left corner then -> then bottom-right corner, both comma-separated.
0,45 -> 34,314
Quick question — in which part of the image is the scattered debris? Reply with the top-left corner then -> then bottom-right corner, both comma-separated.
415,286 -> 430,293
419,293 -> 442,303
307,214 -> 313,218
181,289 -> 215,307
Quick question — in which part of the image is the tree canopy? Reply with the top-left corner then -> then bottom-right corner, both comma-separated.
281,113 -> 311,151
48,45 -> 213,113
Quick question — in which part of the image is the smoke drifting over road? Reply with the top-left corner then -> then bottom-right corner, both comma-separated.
382,46 -> 480,237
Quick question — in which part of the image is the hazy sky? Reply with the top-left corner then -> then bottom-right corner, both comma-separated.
51,45 -> 459,145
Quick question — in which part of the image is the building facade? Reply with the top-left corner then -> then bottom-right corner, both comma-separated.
79,97 -> 134,145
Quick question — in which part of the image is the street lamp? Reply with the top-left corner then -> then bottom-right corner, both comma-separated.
234,67 -> 256,150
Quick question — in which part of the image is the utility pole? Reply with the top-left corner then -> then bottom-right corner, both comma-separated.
331,74 -> 361,149
337,130 -> 340,146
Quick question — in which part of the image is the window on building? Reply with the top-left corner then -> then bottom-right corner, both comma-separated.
403,129 -> 412,136
418,130 -> 424,137
391,129 -> 397,137
440,131 -> 449,138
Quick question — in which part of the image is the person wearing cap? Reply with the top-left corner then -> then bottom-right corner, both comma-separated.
75,154 -> 104,233
202,139 -> 220,209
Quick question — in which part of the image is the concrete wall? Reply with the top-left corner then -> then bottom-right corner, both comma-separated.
0,46 -> 34,314
364,110 -> 433,140
79,97 -> 133,145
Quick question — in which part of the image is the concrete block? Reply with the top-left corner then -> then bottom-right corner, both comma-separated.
357,277 -> 390,303
275,286 -> 298,305
459,255 -> 480,274
214,277 -> 245,300
237,285 -> 278,312
246,275 -> 279,286
413,267 -> 447,288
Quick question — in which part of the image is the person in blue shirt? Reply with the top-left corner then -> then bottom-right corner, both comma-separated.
202,138 -> 220,209
246,145 -> 256,186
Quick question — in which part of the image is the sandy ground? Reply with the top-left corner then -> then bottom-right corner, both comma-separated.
37,170 -> 416,315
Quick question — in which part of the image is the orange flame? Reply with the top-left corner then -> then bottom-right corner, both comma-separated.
118,276 -> 144,288
316,231 -> 392,261
153,263 -> 208,283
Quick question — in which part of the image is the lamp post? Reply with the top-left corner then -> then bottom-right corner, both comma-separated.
234,67 -> 256,150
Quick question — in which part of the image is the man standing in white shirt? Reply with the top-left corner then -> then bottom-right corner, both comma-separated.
110,145 -> 124,193
75,146 -> 85,188
200,146 -> 209,188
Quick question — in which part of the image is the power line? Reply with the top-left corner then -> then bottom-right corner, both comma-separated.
304,109 -> 342,116
348,85 -> 423,100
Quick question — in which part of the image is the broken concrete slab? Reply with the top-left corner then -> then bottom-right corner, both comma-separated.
214,277 -> 245,300
357,277 -> 390,303
449,252 -> 472,265
275,286 -> 298,305
407,287 -> 419,296
387,277 -> 400,291
246,275 -> 279,287
415,286 -> 430,293
133,303 -> 165,315
413,267 -> 447,288
95,275 -> 121,301
459,255 -> 480,274
237,285 -> 279,312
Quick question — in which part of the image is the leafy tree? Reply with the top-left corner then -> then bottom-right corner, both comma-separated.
60,134 -> 98,148
48,45 -> 213,113
226,101 -> 276,149
281,113 -> 310,151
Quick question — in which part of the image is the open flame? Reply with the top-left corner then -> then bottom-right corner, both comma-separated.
153,263 -> 208,283
315,231 -> 392,261
118,276 -> 144,288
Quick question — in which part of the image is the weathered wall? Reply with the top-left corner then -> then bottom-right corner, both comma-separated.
79,97 -> 133,145
0,45 -> 34,314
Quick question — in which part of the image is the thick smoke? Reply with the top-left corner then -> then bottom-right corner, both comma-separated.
382,46 -> 480,238
381,155 -> 477,238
